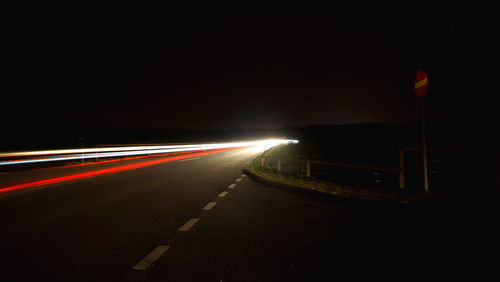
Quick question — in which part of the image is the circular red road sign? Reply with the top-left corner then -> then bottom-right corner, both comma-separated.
414,70 -> 429,98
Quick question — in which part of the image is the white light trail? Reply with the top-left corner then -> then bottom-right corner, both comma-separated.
0,139 -> 298,166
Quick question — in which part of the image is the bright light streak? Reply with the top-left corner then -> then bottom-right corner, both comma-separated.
0,148 -> 232,194
0,139 -> 298,166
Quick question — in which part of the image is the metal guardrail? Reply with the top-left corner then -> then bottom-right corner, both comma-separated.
260,155 -> 401,186
260,146 -> 472,190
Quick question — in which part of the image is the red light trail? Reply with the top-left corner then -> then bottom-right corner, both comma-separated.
0,148 -> 235,195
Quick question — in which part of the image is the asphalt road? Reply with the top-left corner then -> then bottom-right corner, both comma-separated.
1,147 -> 498,281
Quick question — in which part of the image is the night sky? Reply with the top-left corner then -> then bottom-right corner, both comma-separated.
2,4 -> 493,132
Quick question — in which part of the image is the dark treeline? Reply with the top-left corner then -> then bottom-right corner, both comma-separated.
281,119 -> 489,166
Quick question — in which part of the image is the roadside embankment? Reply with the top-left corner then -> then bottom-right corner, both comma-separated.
245,144 -> 439,206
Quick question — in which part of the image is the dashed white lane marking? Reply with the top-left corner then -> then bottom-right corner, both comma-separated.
235,178 -> 242,182
218,191 -> 228,197
179,157 -> 201,162
133,245 -> 170,270
178,218 -> 200,231
228,183 -> 236,189
203,202 -> 217,210
241,174 -> 246,177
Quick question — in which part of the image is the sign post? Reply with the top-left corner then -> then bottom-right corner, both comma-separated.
415,70 -> 429,192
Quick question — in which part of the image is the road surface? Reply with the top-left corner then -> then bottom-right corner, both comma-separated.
0,147 -> 497,281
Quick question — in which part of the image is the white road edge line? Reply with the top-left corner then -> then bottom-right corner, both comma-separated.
203,202 -> 217,210
178,218 -> 200,231
235,178 -> 242,182
218,191 -> 228,197
179,157 -> 201,162
133,245 -> 170,270
228,183 -> 236,189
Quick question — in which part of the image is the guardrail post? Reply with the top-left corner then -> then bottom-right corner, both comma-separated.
278,159 -> 281,172
399,149 -> 405,189
306,161 -> 310,178
261,156 -> 265,166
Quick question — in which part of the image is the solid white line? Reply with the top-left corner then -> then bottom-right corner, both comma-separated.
203,202 -> 217,210
179,157 -> 201,162
235,178 -> 242,182
133,245 -> 170,270
178,218 -> 200,231
218,191 -> 228,197
228,183 -> 236,189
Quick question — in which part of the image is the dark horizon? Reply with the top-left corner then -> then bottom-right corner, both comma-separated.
0,118 -> 486,152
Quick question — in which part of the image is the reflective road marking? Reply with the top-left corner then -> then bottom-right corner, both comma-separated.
203,202 -> 217,210
178,218 -> 200,231
133,245 -> 170,270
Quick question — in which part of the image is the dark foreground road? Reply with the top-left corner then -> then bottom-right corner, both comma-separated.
1,147 -> 498,281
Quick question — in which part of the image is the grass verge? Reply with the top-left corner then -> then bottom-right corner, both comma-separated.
245,145 -> 439,206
